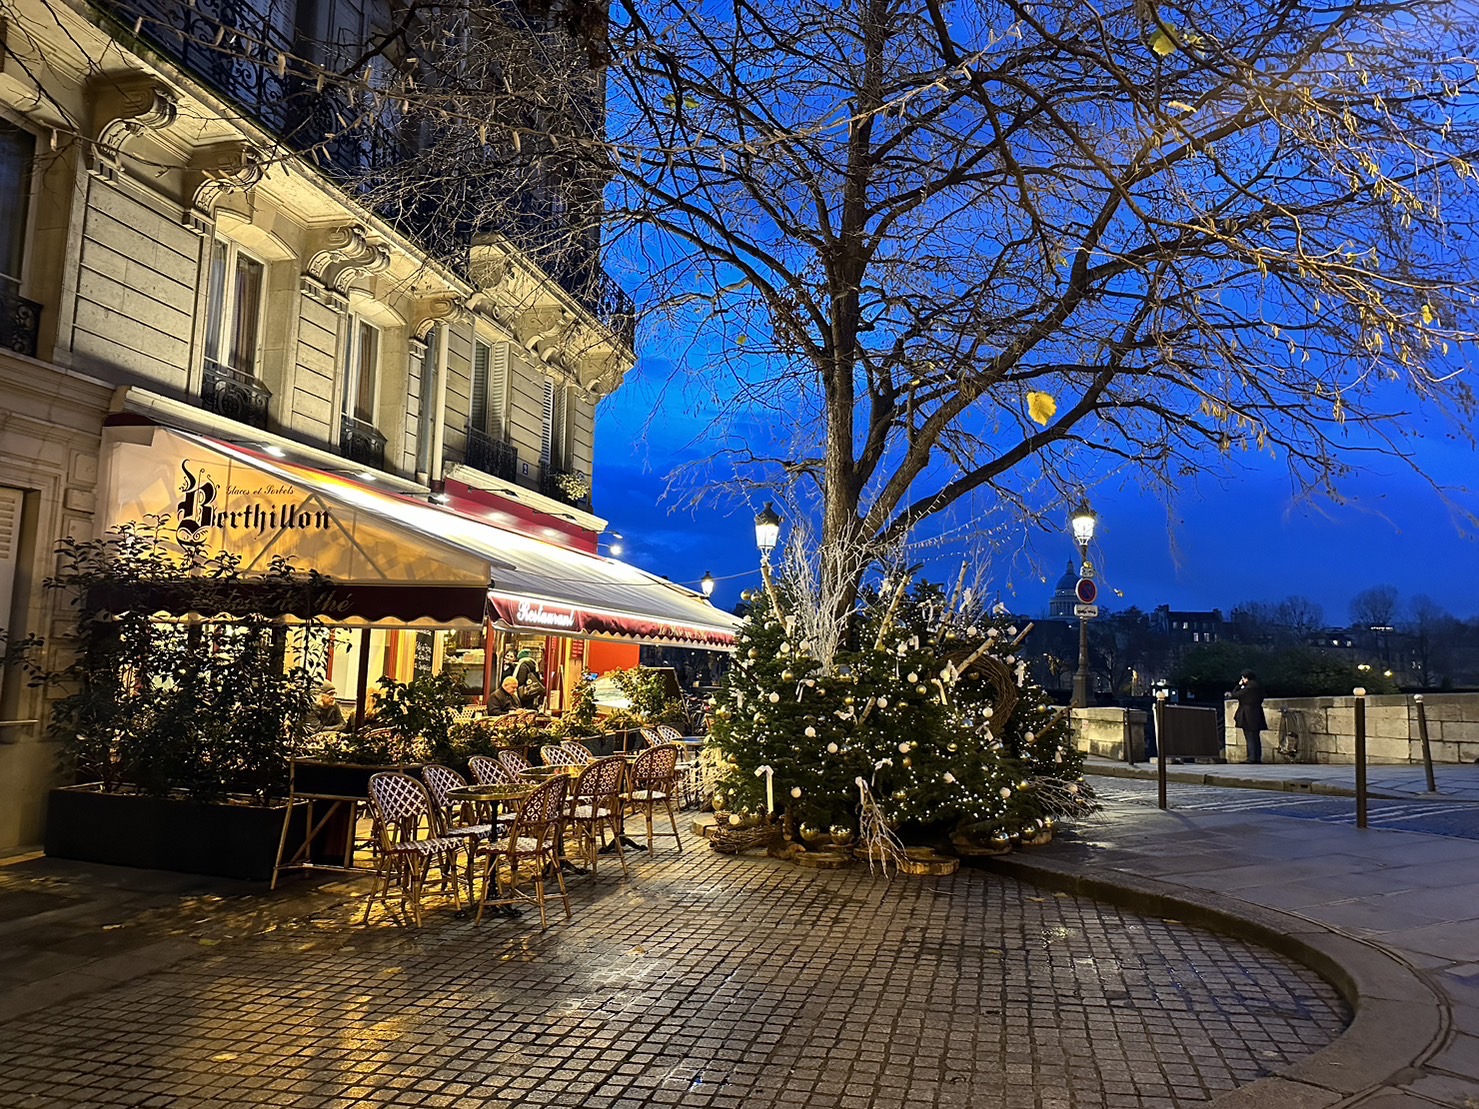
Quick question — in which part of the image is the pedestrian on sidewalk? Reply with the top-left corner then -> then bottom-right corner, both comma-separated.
1230,670 -> 1266,764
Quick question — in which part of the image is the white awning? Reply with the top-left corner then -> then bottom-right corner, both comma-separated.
100,422 -> 739,649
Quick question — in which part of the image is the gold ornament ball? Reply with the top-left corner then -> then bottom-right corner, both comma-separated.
902,757 -> 912,767
844,695 -> 855,705
916,685 -> 928,695
947,742 -> 958,752
829,825 -> 856,846
799,824 -> 826,844
782,670 -> 795,682
728,813 -> 743,826
891,789 -> 907,802
747,648 -> 759,658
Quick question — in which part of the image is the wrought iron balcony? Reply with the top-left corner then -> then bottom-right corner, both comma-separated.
0,277 -> 41,358
540,467 -> 592,512
465,426 -> 518,482
201,359 -> 271,429
340,415 -> 387,471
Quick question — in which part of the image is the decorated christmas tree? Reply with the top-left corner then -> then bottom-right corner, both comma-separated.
709,573 -> 1092,853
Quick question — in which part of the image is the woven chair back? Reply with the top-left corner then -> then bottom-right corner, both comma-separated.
368,772 -> 435,845
631,743 -> 679,786
498,748 -> 531,774
511,774 -> 568,831
655,724 -> 685,743
540,744 -> 579,767
560,741 -> 596,765
467,755 -> 500,785
420,764 -> 466,811
573,755 -> 625,802
638,727 -> 662,748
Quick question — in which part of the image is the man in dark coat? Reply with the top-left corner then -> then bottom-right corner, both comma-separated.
487,676 -> 529,715
1231,669 -> 1267,764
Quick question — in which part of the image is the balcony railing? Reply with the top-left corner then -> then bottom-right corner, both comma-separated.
201,359 -> 271,429
340,415 -> 387,471
96,0 -> 635,349
0,277 -> 41,358
465,426 -> 519,482
540,468 -> 592,512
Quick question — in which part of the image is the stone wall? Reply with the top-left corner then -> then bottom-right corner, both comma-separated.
1070,707 -> 1147,763
1224,693 -> 1479,765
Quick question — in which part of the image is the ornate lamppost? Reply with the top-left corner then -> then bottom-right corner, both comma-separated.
1069,498 -> 1098,708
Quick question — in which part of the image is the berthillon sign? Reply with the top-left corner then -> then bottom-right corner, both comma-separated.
176,463 -> 333,543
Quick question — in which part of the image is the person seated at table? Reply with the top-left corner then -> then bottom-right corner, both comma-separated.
487,676 -> 532,715
307,681 -> 346,733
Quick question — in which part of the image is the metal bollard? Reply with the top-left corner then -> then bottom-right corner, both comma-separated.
1353,687 -> 1367,829
1414,694 -> 1437,794
1154,690 -> 1168,810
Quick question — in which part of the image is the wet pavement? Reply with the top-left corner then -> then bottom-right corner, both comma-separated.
0,845 -> 1348,1108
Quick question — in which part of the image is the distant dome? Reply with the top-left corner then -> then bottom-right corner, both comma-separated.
1049,558 -> 1079,618
1054,559 -> 1078,592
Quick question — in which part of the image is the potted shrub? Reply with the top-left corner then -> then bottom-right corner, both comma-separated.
39,520 -> 335,880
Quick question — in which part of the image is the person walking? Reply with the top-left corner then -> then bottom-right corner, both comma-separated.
1231,669 -> 1267,765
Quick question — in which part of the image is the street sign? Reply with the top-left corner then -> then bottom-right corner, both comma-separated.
1075,577 -> 1098,605
1080,560 -> 1095,578
1073,603 -> 1099,618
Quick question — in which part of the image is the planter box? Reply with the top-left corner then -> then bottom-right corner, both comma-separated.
291,759 -> 422,799
44,785 -> 306,882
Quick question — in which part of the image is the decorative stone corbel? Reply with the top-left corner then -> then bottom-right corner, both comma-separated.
410,294 -> 464,342
523,310 -> 575,364
303,224 -> 391,301
89,77 -> 179,181
185,142 -> 267,233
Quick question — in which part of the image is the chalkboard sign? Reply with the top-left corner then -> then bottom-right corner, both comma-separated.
413,632 -> 434,677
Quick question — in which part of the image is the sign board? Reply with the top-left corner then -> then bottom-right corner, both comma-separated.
1075,578 -> 1098,605
1073,603 -> 1099,618
1080,560 -> 1095,578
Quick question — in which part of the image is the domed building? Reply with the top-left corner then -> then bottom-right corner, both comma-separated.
1048,559 -> 1080,618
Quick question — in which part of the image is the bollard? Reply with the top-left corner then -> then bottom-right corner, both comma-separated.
1414,694 -> 1437,794
1154,690 -> 1168,810
1353,687 -> 1368,829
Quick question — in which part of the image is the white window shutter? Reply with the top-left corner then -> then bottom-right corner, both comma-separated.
539,378 -> 555,469
0,487 -> 22,636
470,341 -> 490,432
489,343 -> 509,438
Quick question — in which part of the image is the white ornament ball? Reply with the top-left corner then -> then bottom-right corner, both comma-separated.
877,696 -> 889,709
790,787 -> 802,799
983,707 -> 994,718
1000,787 -> 1013,800
805,726 -> 817,738
1025,731 -> 1036,743
1008,625 -> 1019,636
767,691 -> 780,703
907,672 -> 919,684
728,813 -> 743,826
1067,783 -> 1080,795
898,741 -> 910,754
826,742 -> 839,754
986,627 -> 998,638
780,642 -> 791,652
943,772 -> 956,784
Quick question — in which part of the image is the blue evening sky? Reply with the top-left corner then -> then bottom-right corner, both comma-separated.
595,360 -> 1479,626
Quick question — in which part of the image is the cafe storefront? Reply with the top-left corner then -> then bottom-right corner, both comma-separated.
98,418 -> 738,720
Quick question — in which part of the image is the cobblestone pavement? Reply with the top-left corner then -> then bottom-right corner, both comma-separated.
0,848 -> 1349,1109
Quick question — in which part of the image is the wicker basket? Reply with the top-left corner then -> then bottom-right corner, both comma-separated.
709,813 -> 778,854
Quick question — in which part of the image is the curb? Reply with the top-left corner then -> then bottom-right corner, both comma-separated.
965,848 -> 1447,1108
1086,763 -> 1419,801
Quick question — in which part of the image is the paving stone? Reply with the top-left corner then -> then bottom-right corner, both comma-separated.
0,849 -> 1347,1107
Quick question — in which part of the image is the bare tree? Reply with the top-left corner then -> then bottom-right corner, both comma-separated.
60,0 -> 1479,622
1406,595 -> 1459,688
1275,595 -> 1324,639
1350,585 -> 1400,629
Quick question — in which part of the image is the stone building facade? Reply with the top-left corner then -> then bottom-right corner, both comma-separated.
0,0 -> 635,851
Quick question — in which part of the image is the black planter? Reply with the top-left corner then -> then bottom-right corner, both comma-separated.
44,786 -> 306,882
291,760 -> 422,798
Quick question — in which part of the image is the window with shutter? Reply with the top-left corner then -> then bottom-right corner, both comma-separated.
470,340 -> 490,432
488,343 -> 509,438
551,384 -> 569,470
539,377 -> 555,469
0,486 -> 23,648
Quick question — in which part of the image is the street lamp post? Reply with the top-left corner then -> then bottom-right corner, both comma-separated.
700,571 -> 716,598
1069,498 -> 1098,709
754,503 -> 783,611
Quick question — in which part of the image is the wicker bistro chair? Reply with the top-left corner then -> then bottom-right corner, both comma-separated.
626,744 -> 684,855
637,727 -> 663,749
476,775 -> 572,928
565,756 -> 629,880
469,755 -> 517,786
540,744 -> 583,768
498,748 -> 532,776
654,725 -> 701,808
362,773 -> 471,927
421,764 -> 498,900
559,741 -> 596,766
